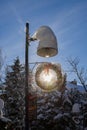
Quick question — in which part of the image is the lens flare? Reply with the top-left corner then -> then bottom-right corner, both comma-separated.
38,68 -> 58,91
35,63 -> 64,92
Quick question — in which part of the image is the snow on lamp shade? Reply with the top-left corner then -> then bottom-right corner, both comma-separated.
35,63 -> 65,92
32,26 -> 58,57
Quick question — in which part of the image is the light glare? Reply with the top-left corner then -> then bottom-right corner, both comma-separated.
45,55 -> 49,58
39,69 -> 57,87
40,70 -> 53,82
35,63 -> 64,92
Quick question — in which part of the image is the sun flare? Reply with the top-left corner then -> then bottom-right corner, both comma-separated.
40,69 -> 56,83
35,63 -> 64,92
38,68 -> 58,89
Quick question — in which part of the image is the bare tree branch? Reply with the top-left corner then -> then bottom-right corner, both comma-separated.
67,57 -> 87,92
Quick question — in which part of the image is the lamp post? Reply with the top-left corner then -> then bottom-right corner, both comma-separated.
25,23 -> 29,130
25,22 -> 58,130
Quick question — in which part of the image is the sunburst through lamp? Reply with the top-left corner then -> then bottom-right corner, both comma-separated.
35,63 -> 64,92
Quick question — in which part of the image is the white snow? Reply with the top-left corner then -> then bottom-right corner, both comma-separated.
37,113 -> 44,119
0,98 -> 4,110
54,113 -> 63,120
66,82 -> 85,92
72,103 -> 81,113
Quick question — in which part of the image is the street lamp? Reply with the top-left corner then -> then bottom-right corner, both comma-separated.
25,22 -> 58,130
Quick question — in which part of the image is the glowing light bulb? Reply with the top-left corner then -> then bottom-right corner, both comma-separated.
45,55 -> 49,58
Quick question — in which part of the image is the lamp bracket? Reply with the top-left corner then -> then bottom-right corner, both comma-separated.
29,37 -> 37,41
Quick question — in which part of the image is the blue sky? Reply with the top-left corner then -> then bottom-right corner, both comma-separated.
0,0 -> 87,81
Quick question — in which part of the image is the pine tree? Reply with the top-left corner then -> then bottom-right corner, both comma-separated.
4,57 -> 25,129
31,88 -> 87,130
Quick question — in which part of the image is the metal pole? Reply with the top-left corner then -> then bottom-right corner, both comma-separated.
25,22 -> 29,130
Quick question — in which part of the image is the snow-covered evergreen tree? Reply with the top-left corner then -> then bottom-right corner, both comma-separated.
3,58 -> 87,130
31,87 -> 87,130
4,57 -> 25,129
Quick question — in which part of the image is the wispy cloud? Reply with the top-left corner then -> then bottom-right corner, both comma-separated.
50,1 -> 87,52
9,4 -> 25,35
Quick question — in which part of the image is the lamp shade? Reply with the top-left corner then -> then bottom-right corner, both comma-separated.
32,26 -> 58,57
